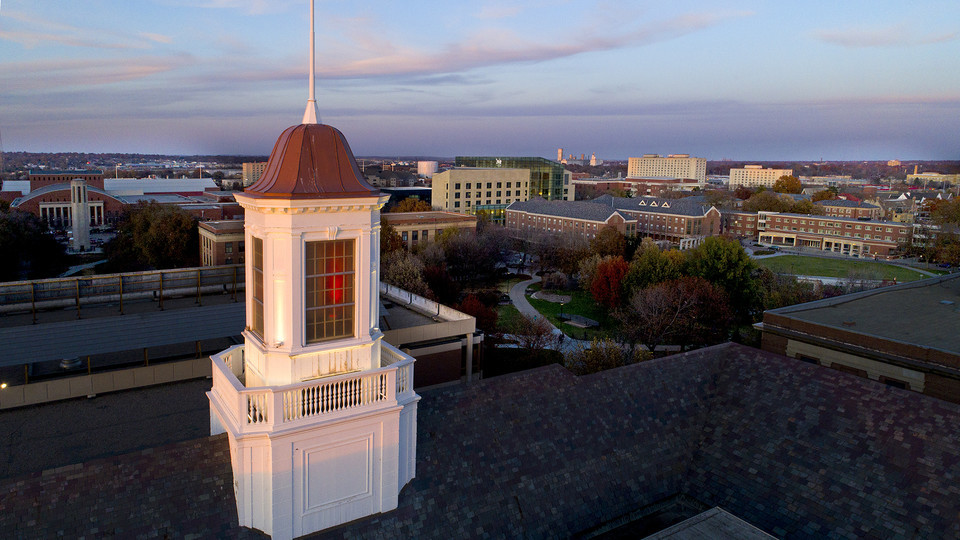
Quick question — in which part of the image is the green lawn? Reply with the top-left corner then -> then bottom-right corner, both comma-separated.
526,289 -> 613,341
756,255 -> 929,282
496,304 -> 522,333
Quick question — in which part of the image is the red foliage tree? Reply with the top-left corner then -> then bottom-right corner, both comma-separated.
590,256 -> 629,309
456,294 -> 498,333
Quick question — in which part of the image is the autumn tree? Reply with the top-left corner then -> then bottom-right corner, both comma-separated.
590,226 -> 626,258
742,190 -> 793,213
590,256 -> 629,309
390,197 -> 432,213
811,189 -> 837,202
773,175 -> 802,194
564,338 -> 649,375
382,249 -> 430,297
381,222 -> 405,254
733,186 -> 754,200
512,314 -> 558,352
456,294 -> 498,333
623,238 -> 682,294
685,236 -> 759,323
103,202 -> 199,271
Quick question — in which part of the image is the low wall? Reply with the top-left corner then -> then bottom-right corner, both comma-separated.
0,357 -> 211,410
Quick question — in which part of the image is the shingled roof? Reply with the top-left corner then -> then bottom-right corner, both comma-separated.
815,199 -> 879,208
4,343 -> 959,538
594,194 -> 717,217
506,198 -> 633,223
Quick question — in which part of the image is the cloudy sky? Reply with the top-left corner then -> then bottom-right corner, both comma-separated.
2,0 -> 959,160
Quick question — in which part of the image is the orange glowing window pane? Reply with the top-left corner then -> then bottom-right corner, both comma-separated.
305,240 -> 355,343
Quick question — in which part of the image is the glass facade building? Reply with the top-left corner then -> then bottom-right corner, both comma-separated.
456,156 -> 566,201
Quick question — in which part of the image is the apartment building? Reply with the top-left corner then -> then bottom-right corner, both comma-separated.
241,162 -> 267,187
505,198 -> 637,239
757,212 -> 911,258
720,210 -> 759,239
729,165 -> 793,189
627,154 -> 706,184
815,199 -> 881,220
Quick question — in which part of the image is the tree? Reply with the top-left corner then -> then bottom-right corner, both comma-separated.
512,314 -> 557,352
391,197 -> 432,213
617,277 -> 731,354
456,294 -> 498,333
623,239 -> 682,294
811,189 -> 837,202
931,198 -> 960,226
733,186 -> 754,200
423,264 -> 460,305
789,199 -> 826,215
742,190 -> 793,213
380,222 -> 405,255
685,236 -> 759,323
590,226 -> 626,258
590,256 -> 629,309
381,249 -> 430,297
103,202 -> 199,271
773,175 -> 802,194
0,209 -> 68,281
564,338 -> 648,375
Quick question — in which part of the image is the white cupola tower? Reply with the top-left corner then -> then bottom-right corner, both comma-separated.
207,3 -> 418,538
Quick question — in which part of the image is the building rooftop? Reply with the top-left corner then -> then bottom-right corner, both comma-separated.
507,198 -> 633,223
815,199 -> 879,208
381,211 -> 477,227
4,343 -> 960,537
764,273 -> 960,358
595,194 -> 716,217
198,220 -> 245,234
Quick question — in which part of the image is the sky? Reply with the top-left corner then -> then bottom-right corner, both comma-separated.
1,0 -> 959,161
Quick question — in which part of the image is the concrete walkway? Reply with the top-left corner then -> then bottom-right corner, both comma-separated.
508,275 -> 591,352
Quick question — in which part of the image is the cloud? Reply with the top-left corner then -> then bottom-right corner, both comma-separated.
815,25 -> 957,47
324,10 -> 751,79
141,32 -> 174,45
0,9 -> 158,50
0,56 -> 192,92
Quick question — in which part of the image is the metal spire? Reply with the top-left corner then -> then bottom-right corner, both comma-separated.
302,0 -> 320,124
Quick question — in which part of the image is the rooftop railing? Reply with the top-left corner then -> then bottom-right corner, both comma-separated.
209,342 -> 415,435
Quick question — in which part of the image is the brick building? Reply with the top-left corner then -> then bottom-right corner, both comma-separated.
760,273 -> 960,403
594,195 -> 721,249
28,169 -> 105,190
198,220 -> 245,266
12,182 -> 126,228
814,199 -> 881,220
757,212 -> 912,258
719,210 -> 759,239
505,198 -> 637,239
381,210 -> 477,249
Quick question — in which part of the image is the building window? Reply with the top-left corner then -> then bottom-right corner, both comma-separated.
305,240 -> 355,343
225,242 -> 233,253
402,231 -> 408,241
251,237 -> 264,338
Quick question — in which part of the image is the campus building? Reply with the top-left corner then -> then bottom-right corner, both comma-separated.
760,273 -> 960,403
505,198 -> 638,239
728,165 -> 793,189
814,199 -> 881,220
757,212 -> 912,258
381,211 -> 477,249
241,161 -> 267,187
506,195 -> 720,249
198,220 -> 245,266
431,167 -> 533,221
719,210 -> 760,239
455,156 -> 573,203
572,177 -> 701,198
627,154 -> 706,184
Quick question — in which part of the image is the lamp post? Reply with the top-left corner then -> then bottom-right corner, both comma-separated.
559,302 -> 565,321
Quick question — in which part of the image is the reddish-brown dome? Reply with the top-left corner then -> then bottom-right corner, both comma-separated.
245,123 -> 379,199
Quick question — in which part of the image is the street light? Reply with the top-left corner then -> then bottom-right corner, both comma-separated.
559,302 -> 565,321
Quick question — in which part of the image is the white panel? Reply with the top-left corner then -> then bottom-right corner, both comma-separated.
302,435 -> 373,511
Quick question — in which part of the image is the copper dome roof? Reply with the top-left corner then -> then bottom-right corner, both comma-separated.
245,123 -> 379,199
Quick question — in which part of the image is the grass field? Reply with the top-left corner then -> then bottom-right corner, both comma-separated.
496,304 -> 522,333
526,288 -> 612,341
756,255 -> 930,282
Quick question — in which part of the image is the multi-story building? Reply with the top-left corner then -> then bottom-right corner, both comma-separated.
719,210 -> 759,239
198,220 -> 245,266
28,169 -> 105,191
596,195 -> 721,249
906,172 -> 960,186
455,156 -> 573,203
728,165 -> 793,189
241,161 -> 267,187
432,167 -> 533,222
757,212 -> 912,258
761,273 -> 960,402
382,211 -> 478,249
814,199 -> 881,220
506,195 -> 720,249
505,198 -> 637,239
627,154 -> 706,184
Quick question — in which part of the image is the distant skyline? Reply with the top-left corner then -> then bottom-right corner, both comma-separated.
2,1 -> 959,161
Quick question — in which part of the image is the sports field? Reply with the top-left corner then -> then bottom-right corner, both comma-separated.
756,255 -> 929,282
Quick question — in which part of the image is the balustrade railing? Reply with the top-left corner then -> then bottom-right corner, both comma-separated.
210,342 -> 415,434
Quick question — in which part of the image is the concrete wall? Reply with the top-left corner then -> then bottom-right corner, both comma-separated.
0,357 -> 211,410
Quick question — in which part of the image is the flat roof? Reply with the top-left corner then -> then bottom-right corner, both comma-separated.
198,220 -> 245,233
767,273 -> 960,354
382,211 -> 477,226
